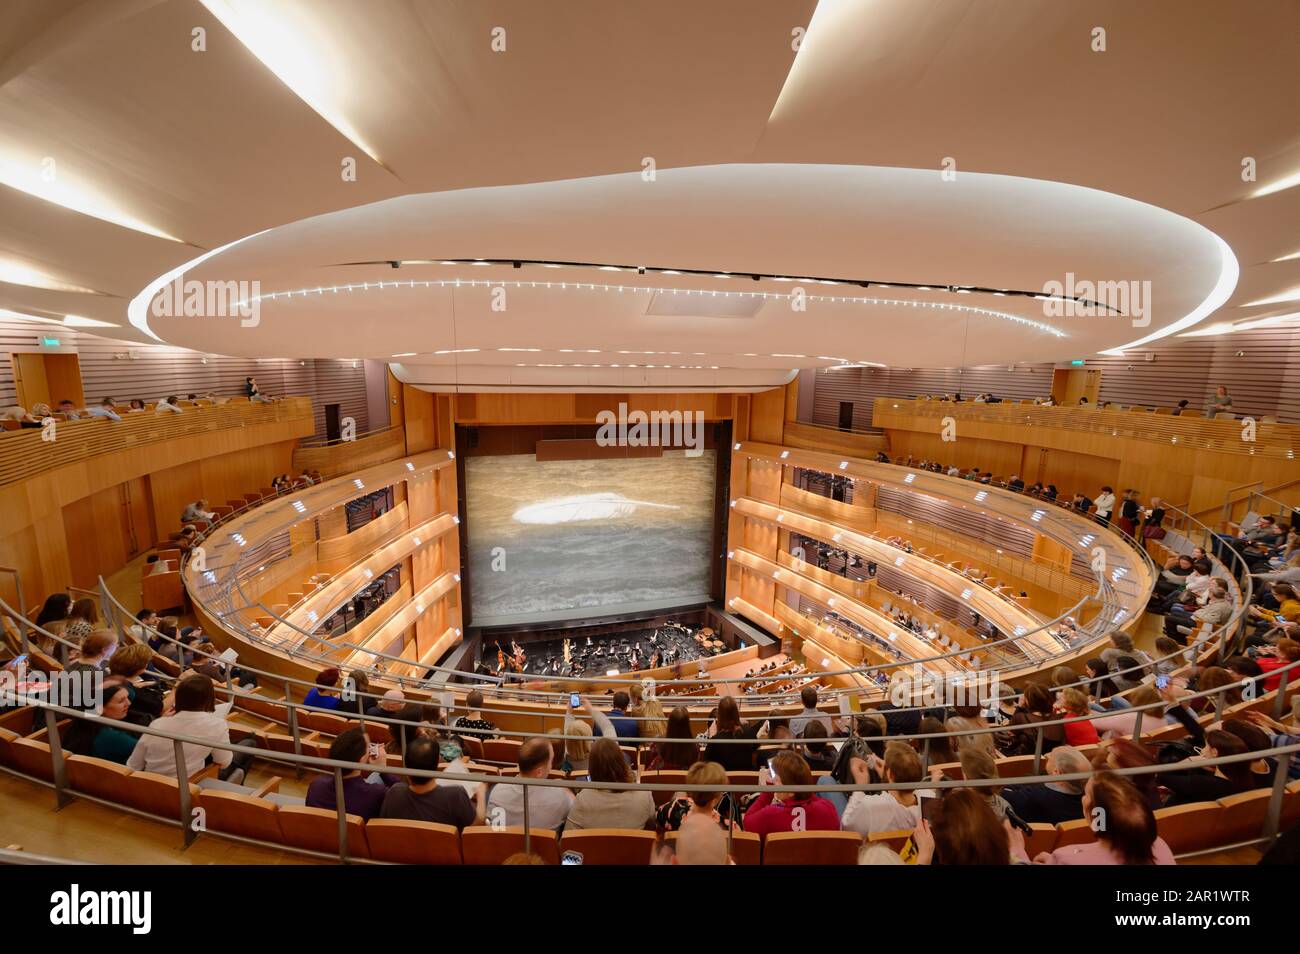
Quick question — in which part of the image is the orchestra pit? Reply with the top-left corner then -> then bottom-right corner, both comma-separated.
0,1 -> 1297,911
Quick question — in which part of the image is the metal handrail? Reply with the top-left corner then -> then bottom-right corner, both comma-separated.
6,583 -> 1277,745
5,690 -> 1296,862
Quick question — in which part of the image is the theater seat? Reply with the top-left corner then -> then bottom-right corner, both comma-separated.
66,754 -> 132,801
866,828 -> 913,854
660,828 -> 762,865
1154,802 -> 1221,854
277,805 -> 370,858
198,789 -> 284,842
1053,817 -> 1096,849
366,819 -> 462,864
762,830 -> 862,865
640,771 -> 685,806
1024,823 -> 1058,857
120,771 -> 199,819
482,739 -> 521,764
1282,780 -> 1300,831
559,828 -> 658,865
460,826 -> 560,865
9,737 -> 54,782
1212,789 -> 1274,847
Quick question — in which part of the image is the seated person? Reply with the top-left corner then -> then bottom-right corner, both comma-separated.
487,737 -> 573,829
303,668 -> 344,710
566,738 -> 655,830
841,741 -> 926,835
655,760 -> 741,831
380,737 -> 486,828
155,395 -> 184,414
1001,745 -> 1089,824
453,689 -> 497,741
743,751 -> 840,834
306,728 -> 391,820
62,684 -> 141,764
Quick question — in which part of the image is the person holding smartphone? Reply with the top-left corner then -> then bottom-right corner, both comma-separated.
841,742 -> 929,835
743,752 -> 839,835
305,727 -> 393,820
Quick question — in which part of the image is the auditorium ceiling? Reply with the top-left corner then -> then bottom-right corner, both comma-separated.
1,0 -> 1297,389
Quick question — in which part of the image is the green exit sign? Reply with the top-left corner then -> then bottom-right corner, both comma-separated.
1070,359 -> 1086,366
41,336 -> 61,347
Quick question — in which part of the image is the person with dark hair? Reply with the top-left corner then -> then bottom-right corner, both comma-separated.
800,720 -> 837,772
566,738 -> 655,830
127,608 -> 159,644
743,751 -> 839,835
488,737 -> 573,829
651,706 -> 701,771
33,593 -> 72,649
790,685 -> 832,737
305,727 -> 391,819
1022,771 -> 1174,864
62,684 -> 140,764
303,668 -> 343,711
1084,658 -> 1123,701
380,737 -> 485,828
914,789 -> 1012,865
453,689 -> 497,742
998,682 -> 1064,756
1159,730 -> 1256,806
127,674 -> 250,783
702,696 -> 751,771
604,690 -> 638,740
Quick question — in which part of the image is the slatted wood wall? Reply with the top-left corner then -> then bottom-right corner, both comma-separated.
812,322 -> 1300,428
0,318 -> 369,438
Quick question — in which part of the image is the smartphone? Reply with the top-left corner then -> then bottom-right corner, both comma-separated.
766,758 -> 776,780
561,850 -> 584,866
1155,674 -> 1170,690
918,792 -> 940,822
9,654 -> 28,668
569,692 -> 581,708
1004,805 -> 1032,835
367,742 -> 383,760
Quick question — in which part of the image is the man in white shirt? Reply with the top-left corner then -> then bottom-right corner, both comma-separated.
127,674 -> 241,781
127,608 -> 160,644
156,395 -> 184,414
789,685 -> 834,738
181,499 -> 216,523
486,737 -> 573,830
841,742 -> 931,835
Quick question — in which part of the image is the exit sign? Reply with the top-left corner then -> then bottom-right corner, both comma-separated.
41,336 -> 61,347
1070,359 -> 1086,366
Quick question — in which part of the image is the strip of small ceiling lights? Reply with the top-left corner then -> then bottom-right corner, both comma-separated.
333,257 -> 1120,314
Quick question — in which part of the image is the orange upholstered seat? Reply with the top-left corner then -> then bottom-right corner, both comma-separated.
365,819 -> 463,864
460,826 -> 560,865
560,828 -> 658,865
277,805 -> 370,858
762,830 -> 862,865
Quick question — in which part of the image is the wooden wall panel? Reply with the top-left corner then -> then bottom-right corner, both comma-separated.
809,322 -> 1300,430
0,317 -> 369,438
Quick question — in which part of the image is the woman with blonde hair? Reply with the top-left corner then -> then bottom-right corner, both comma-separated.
654,759 -> 741,831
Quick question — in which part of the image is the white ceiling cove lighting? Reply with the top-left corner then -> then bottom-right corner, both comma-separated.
0,259 -> 102,294
63,314 -> 118,328
0,156 -> 183,242
199,0 -> 387,168
1251,169 -> 1300,199
1242,286 -> 1300,308
1181,310 -> 1300,337
1100,232 -> 1239,354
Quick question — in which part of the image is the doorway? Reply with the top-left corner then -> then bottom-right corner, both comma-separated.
11,351 -> 84,410
837,401 -> 855,432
